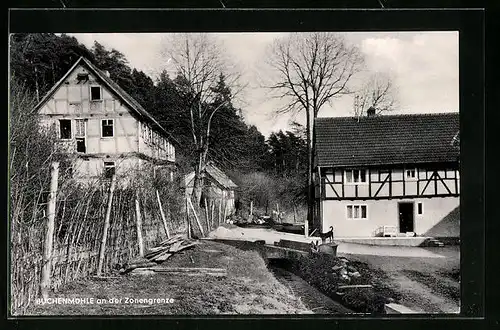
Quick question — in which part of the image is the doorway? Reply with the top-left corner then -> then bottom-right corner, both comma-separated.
398,202 -> 414,233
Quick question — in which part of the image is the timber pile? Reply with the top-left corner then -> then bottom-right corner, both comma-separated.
119,235 -> 198,274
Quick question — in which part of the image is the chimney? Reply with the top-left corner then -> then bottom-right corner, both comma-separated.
367,106 -> 376,117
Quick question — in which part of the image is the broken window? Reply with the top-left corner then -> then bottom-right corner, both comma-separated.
59,119 -> 72,139
77,73 -> 89,84
101,119 -> 114,137
104,161 -> 115,179
76,138 -> 86,153
90,86 -> 102,101
75,119 -> 86,152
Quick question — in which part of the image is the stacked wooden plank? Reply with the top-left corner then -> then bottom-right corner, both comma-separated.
131,267 -> 227,277
119,235 -> 198,274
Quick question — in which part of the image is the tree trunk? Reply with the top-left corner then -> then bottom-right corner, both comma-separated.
192,141 -> 209,206
306,108 -> 314,229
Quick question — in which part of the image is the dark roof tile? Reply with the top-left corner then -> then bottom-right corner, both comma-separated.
314,112 -> 459,167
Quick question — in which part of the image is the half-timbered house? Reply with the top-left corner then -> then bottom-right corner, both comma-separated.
35,57 -> 177,182
313,111 -> 460,238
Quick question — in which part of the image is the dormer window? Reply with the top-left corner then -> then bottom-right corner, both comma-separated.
90,86 -> 102,101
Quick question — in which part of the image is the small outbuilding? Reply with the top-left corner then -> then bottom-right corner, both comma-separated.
184,162 -> 238,216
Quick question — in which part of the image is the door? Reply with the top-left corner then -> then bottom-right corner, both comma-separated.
398,202 -> 414,233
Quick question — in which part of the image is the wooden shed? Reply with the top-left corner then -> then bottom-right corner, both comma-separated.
184,163 -> 238,216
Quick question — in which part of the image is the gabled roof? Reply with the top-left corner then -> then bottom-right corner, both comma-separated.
314,112 -> 460,168
185,163 -> 238,190
35,56 -> 179,147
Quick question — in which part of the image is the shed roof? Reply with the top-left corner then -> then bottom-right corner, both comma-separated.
314,112 -> 460,168
185,163 -> 238,190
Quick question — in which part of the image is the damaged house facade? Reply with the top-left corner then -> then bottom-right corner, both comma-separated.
313,110 -> 460,238
35,57 -> 177,182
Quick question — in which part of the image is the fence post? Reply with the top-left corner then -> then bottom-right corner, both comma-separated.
185,195 -> 191,239
218,199 -> 222,225
135,190 -> 144,257
187,196 -> 205,237
204,198 -> 210,232
97,174 -> 117,276
41,161 -> 59,299
156,190 -> 170,239
211,201 -> 215,228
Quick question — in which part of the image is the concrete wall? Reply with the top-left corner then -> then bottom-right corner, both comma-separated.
322,197 -> 459,237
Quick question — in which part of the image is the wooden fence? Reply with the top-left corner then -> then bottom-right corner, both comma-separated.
10,162 -> 188,315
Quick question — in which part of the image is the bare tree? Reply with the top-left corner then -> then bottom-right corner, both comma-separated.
353,72 -> 398,117
163,33 -> 242,205
264,32 -> 364,226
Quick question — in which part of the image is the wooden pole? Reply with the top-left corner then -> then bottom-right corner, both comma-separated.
276,203 -> 280,223
223,200 -> 227,223
135,190 -> 144,257
97,175 -> 117,276
185,195 -> 191,239
204,198 -> 210,232
250,201 -> 253,216
211,201 -> 215,228
187,196 -> 205,237
218,198 -> 222,225
156,190 -> 170,239
41,161 -> 59,299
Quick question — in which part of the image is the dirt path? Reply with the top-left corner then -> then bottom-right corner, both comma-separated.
27,240 -> 311,315
340,246 -> 460,313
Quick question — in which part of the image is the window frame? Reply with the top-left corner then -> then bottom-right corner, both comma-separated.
101,119 -> 114,138
59,119 -> 72,140
344,169 -> 368,185
405,168 -> 418,181
103,161 -> 116,179
417,202 -> 424,216
346,204 -> 368,220
90,85 -> 103,102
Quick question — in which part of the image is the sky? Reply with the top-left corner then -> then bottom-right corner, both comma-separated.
70,32 -> 459,138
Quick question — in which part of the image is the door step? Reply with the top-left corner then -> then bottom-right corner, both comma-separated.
425,238 -> 445,247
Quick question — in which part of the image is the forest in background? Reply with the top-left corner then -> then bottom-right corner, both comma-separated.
9,33 -> 309,218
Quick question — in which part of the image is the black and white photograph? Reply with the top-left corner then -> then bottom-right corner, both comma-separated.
9,29 -> 461,316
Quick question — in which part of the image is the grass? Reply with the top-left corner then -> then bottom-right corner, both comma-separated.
27,240 -> 309,315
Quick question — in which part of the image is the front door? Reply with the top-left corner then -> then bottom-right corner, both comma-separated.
398,202 -> 414,233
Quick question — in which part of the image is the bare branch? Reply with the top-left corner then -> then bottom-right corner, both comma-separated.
353,72 -> 399,116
